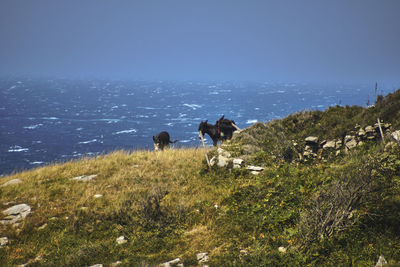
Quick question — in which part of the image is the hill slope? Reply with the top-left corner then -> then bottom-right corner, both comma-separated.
1,90 -> 400,266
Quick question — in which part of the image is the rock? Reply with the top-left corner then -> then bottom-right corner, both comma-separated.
278,246 -> 287,253
250,171 -> 260,175
111,261 -> 122,267
305,136 -> 319,145
159,258 -> 182,267
365,125 -> 374,133
358,128 -> 366,138
71,174 -> 97,182
1,178 -> 23,187
322,140 -> 335,149
217,147 -> 231,158
344,135 -> 354,143
197,252 -> 209,263
217,155 -> 230,167
240,249 -> 249,255
392,130 -> 400,142
232,158 -> 245,168
0,237 -> 8,247
116,236 -> 127,245
209,156 -> 216,166
335,140 -> 342,149
345,139 -> 357,149
89,265 -> 103,267
1,204 -> 31,226
246,165 -> 264,172
94,194 -> 103,198
375,255 -> 387,267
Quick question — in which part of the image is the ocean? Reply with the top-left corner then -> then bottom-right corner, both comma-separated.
0,77 -> 380,175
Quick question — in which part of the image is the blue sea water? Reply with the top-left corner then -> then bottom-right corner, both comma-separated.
0,77 -> 382,175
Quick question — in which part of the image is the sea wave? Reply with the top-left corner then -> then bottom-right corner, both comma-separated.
24,124 -> 43,129
8,146 -> 29,152
113,129 -> 137,135
78,139 -> 98,144
246,119 -> 258,124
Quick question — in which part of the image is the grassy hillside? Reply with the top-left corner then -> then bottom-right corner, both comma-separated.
1,91 -> 400,266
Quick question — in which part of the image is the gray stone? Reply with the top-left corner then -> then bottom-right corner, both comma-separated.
197,252 -> 209,263
89,265 -> 103,267
159,258 -> 182,267
209,156 -> 216,166
365,125 -> 374,133
278,246 -> 287,253
246,165 -> 264,172
1,179 -> 23,187
116,236 -> 127,245
217,155 -> 230,167
217,147 -> 231,158
344,135 -> 354,143
240,249 -> 249,255
375,255 -> 387,267
0,237 -> 8,247
322,140 -> 335,149
358,128 -> 366,137
72,174 -> 97,182
232,158 -> 245,168
305,136 -> 319,144
345,139 -> 358,149
1,204 -> 31,225
335,140 -> 342,149
392,130 -> 400,142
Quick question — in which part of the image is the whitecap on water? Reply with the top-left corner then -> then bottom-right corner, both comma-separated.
183,104 -> 202,110
246,119 -> 258,124
113,129 -> 137,135
24,124 -> 43,130
29,161 -> 44,165
42,117 -> 59,120
8,146 -> 29,152
78,139 -> 98,144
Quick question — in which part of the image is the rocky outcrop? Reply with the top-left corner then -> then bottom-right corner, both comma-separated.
301,122 -> 398,161
210,148 -> 264,174
1,204 -> 31,226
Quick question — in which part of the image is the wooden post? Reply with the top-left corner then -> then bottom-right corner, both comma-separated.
377,118 -> 385,144
199,132 -> 212,170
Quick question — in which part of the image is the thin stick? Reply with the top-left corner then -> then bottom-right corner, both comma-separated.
232,123 -> 241,131
377,118 -> 385,144
199,132 -> 212,170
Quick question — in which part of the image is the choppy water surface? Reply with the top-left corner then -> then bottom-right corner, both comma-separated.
0,78 -> 378,175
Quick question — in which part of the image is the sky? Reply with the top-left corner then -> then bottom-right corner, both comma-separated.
0,0 -> 399,84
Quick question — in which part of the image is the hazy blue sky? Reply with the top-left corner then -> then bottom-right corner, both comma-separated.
0,0 -> 399,83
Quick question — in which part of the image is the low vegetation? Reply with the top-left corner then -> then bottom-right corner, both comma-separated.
1,90 -> 400,266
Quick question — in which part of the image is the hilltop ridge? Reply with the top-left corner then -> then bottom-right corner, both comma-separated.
1,89 -> 400,266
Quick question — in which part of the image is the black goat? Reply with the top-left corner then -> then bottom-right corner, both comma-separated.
153,131 -> 178,151
198,115 -> 239,146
